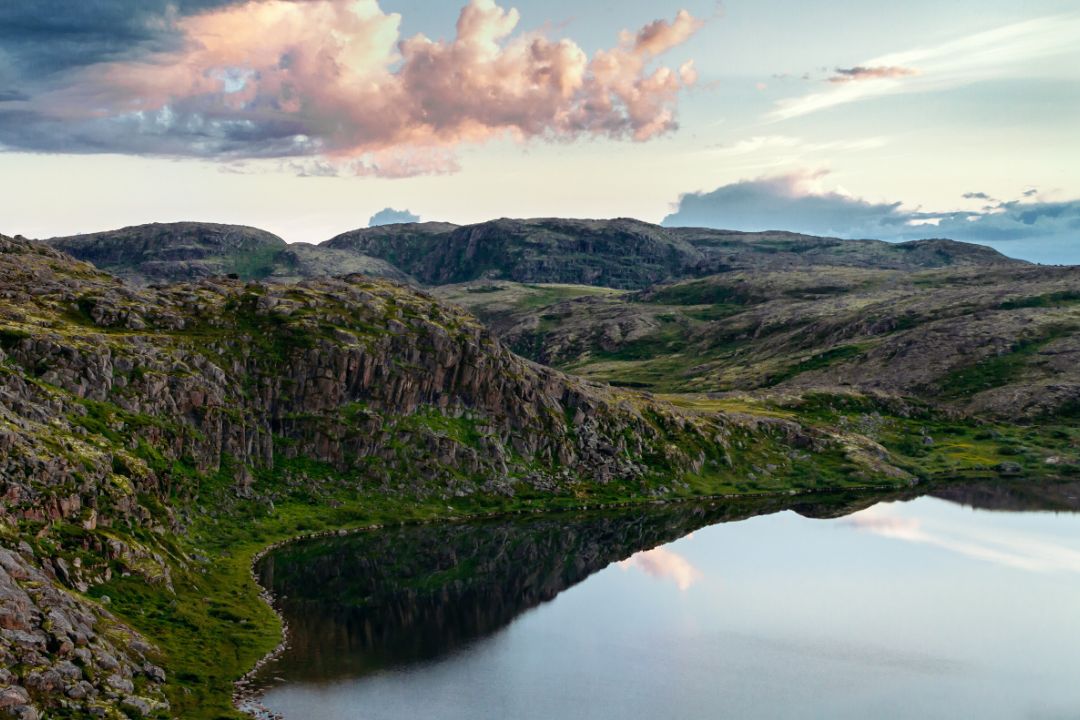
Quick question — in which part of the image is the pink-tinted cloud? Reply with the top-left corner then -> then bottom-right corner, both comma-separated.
26,0 -> 703,175
618,546 -> 703,591
827,65 -> 919,83
844,506 -> 1080,574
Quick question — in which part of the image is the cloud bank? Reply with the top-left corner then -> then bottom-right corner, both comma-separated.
663,172 -> 1080,264
368,207 -> 420,227
0,0 -> 703,176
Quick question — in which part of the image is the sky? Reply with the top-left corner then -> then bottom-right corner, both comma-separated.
0,0 -> 1077,261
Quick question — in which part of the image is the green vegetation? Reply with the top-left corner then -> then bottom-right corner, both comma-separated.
767,344 -> 867,386
223,244 -> 282,281
940,325 -> 1074,398
998,290 -> 1080,310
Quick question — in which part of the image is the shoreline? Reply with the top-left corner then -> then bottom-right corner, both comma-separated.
228,480 -> 907,717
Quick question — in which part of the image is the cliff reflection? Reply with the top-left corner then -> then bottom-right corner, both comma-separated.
253,479 -> 1080,687
254,494 -> 865,685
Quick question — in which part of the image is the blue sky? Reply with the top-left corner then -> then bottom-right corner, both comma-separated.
0,0 -> 1077,261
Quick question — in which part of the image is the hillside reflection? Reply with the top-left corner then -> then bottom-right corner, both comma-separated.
254,480 -> 1080,686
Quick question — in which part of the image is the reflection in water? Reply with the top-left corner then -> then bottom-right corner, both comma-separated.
617,546 -> 702,591
254,480 -> 1080,719
255,493 -> 879,684
845,504 -> 1080,574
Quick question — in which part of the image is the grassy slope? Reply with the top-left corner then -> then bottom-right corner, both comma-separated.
437,268 -> 1080,409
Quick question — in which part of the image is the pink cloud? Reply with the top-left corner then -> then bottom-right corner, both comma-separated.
32,0 -> 703,176
618,546 -> 703,591
828,65 -> 919,83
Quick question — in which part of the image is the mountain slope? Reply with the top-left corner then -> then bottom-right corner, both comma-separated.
43,218 -> 1025,292
435,264 -> 1080,418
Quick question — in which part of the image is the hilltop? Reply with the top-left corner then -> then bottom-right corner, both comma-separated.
326,218 -> 1021,288
44,222 -> 408,286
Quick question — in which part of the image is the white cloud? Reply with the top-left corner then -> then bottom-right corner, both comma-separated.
768,13 -> 1080,121
845,505 -> 1080,575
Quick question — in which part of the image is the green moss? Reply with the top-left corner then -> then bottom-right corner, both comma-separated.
0,326 -> 31,350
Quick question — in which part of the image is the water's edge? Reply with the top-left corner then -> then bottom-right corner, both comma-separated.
231,481 -> 911,718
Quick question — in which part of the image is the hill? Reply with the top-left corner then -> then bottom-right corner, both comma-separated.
43,218 -> 1024,291
44,222 -> 408,286
325,218 -> 1022,288
435,264 -> 1080,418
0,234 -> 922,719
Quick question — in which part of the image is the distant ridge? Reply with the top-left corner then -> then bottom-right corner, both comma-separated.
41,217 -> 1025,289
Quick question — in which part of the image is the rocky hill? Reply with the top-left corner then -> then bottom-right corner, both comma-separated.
44,218 -> 1023,292
44,223 -> 407,287
325,218 -> 1022,288
1,234 -> 923,719
1,225 -> 1071,719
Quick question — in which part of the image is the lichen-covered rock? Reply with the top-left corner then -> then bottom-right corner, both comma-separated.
0,547 -> 167,717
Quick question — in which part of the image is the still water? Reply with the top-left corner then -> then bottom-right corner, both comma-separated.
254,483 -> 1080,719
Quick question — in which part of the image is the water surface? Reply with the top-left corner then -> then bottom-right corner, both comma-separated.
255,482 -> 1080,719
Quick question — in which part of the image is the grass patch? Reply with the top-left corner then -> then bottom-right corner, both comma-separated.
767,344 -> 866,386
940,325 -> 1073,398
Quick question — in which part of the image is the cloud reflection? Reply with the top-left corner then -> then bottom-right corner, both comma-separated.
618,546 -> 702,591
845,507 -> 1080,574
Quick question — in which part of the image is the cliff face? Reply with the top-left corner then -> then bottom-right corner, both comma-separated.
0,233 -> 718,514
0,234 -> 909,718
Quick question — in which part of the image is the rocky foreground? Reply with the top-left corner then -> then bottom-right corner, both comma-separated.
0,234 -> 925,719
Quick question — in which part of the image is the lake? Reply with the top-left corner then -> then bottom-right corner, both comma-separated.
252,482 -> 1080,719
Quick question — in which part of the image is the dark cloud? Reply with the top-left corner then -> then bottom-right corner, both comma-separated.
369,208 -> 421,227
963,191 -> 994,201
0,1 -> 236,77
663,174 -> 1080,264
